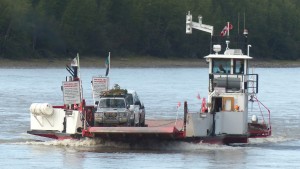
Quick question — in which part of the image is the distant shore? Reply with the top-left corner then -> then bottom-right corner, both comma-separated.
1,56 -> 300,68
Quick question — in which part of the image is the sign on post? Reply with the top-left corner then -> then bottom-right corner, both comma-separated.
62,81 -> 81,105
92,77 -> 109,99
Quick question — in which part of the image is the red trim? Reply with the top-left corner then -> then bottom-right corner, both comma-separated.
53,105 -> 65,109
82,129 -> 94,138
32,133 -> 73,140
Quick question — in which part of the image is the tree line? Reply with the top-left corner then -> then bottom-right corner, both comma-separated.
0,0 -> 299,60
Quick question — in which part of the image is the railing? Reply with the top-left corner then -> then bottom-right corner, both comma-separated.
248,95 -> 272,137
244,74 -> 258,94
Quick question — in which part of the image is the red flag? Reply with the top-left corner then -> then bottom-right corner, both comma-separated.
197,93 -> 201,100
220,26 -> 228,36
201,98 -> 207,113
220,23 -> 233,36
74,101 -> 78,110
228,23 -> 233,30
79,102 -> 83,111
177,102 -> 181,109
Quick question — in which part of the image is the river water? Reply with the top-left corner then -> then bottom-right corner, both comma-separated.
0,67 -> 300,168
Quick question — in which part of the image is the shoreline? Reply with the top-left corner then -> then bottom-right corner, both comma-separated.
1,57 -> 300,68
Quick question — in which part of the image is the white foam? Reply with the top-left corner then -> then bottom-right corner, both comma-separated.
249,136 -> 295,144
24,138 -> 102,147
19,134 -> 298,151
155,141 -> 242,152
21,138 -> 242,152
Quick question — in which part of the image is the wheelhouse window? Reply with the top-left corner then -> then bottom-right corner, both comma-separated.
234,59 -> 244,74
212,59 -> 230,74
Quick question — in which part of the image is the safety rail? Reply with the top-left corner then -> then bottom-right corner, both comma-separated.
248,95 -> 272,137
244,74 -> 259,94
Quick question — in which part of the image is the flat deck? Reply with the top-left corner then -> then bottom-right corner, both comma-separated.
87,119 -> 184,140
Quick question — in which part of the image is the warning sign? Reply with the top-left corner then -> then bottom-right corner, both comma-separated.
62,81 -> 81,104
92,77 -> 109,98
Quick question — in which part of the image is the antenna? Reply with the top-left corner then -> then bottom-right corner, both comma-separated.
238,12 -> 240,35
243,12 -> 245,31
243,12 -> 248,36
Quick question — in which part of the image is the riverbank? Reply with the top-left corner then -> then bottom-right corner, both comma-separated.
1,56 -> 300,68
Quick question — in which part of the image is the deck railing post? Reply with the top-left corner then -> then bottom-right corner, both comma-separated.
183,101 -> 188,132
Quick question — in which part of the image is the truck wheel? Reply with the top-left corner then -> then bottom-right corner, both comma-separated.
139,115 -> 143,127
141,120 -> 145,127
140,113 -> 145,127
130,115 -> 135,126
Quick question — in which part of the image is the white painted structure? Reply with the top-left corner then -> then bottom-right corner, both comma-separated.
29,103 -> 82,135
185,11 -> 259,137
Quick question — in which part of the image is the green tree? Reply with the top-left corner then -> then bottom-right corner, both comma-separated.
29,0 -> 68,58
0,0 -> 31,58
0,0 -> 300,60
61,0 -> 99,56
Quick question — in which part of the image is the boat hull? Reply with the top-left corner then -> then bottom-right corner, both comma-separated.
27,119 -> 249,145
27,129 -> 248,144
27,130 -> 80,140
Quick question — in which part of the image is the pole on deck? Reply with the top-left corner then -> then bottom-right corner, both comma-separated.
183,101 -> 188,132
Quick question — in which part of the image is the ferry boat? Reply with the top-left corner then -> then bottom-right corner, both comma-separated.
27,12 -> 271,144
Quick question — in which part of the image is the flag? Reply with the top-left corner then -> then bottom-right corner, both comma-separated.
74,101 -> 78,110
201,98 -> 207,113
228,23 -> 233,30
243,29 -> 248,35
220,22 -> 233,36
76,53 -> 80,78
70,53 -> 80,78
105,52 -> 110,76
197,92 -> 201,100
177,102 -> 181,109
79,102 -> 83,111
71,57 -> 78,67
220,26 -> 227,36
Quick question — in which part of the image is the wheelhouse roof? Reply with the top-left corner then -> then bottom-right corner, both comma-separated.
204,54 -> 253,60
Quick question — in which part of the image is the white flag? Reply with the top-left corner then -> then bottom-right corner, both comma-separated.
71,57 -> 78,67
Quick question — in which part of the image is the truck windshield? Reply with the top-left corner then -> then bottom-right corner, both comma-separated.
99,98 -> 125,108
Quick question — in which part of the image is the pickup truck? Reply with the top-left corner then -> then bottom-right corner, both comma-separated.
94,88 -> 145,127
127,90 -> 146,126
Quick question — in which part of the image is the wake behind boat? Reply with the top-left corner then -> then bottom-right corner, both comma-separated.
27,12 -> 271,145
